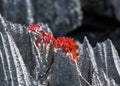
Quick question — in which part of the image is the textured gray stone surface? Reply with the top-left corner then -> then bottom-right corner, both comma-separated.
77,38 -> 120,86
49,49 -> 81,86
0,0 -> 82,37
0,14 -> 120,86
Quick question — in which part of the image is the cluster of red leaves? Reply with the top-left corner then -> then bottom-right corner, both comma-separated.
36,30 -> 57,47
57,37 -> 77,60
27,24 -> 40,31
27,24 -> 77,60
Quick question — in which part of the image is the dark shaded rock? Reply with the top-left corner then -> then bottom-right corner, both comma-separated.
111,0 -> 120,21
81,0 -> 119,19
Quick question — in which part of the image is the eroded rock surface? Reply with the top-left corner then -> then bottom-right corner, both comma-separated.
0,15 -> 120,86
0,0 -> 82,36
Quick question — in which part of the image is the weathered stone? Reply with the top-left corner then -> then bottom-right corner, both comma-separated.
0,29 -> 33,86
49,49 -> 81,86
0,0 -> 82,37
0,14 -> 120,86
77,37 -> 120,86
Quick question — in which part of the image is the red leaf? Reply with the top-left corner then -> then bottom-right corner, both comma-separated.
27,24 -> 40,31
38,30 -> 46,36
35,38 -> 42,46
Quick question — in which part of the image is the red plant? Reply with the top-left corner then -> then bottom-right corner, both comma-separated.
38,30 -> 56,46
26,23 -> 77,60
38,30 -> 46,36
27,24 -> 40,31
57,37 -> 77,60
35,38 -> 42,46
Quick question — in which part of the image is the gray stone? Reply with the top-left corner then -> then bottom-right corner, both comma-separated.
77,37 -> 120,86
49,49 -> 81,86
0,29 -> 32,86
0,0 -> 82,37
0,14 -> 120,86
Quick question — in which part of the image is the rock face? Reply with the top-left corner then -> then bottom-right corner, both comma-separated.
0,0 -> 82,37
0,15 -> 120,86
77,38 -> 120,86
0,15 -> 35,86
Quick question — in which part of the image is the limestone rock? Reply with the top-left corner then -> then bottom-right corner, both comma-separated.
0,14 -> 120,86
0,0 -> 82,36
